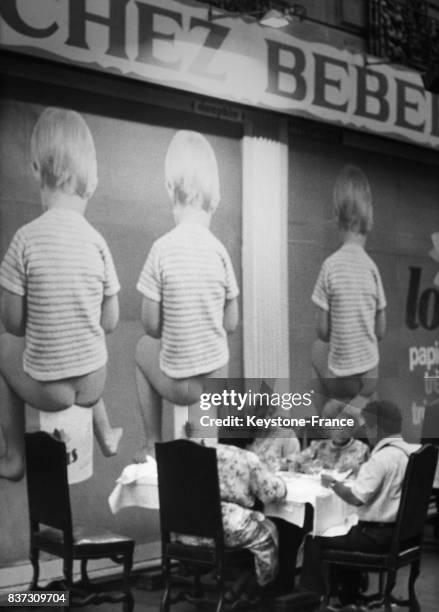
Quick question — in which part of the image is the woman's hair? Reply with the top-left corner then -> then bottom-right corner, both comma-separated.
31,107 -> 98,199
164,130 -> 220,212
333,165 -> 373,234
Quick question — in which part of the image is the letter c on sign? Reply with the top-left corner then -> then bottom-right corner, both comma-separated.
0,0 -> 58,38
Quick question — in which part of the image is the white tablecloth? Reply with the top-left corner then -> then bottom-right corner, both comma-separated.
109,464 -> 357,538
108,461 -> 159,513
265,473 -> 358,537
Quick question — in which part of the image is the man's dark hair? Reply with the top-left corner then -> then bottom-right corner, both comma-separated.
362,400 -> 402,435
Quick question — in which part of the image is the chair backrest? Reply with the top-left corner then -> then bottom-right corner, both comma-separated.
421,399 -> 439,446
392,444 -> 438,548
25,431 -> 73,533
156,439 -> 224,540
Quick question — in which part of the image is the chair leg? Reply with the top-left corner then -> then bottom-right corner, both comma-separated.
29,547 -> 40,590
63,556 -> 73,588
122,551 -> 134,612
63,556 -> 73,612
435,493 -> 439,540
321,562 -> 331,608
215,562 -> 225,612
191,570 -> 204,598
383,569 -> 397,612
378,571 -> 384,597
408,560 -> 421,612
160,558 -> 172,612
80,559 -> 91,589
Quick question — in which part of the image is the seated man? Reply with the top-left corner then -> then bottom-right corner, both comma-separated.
300,400 -> 420,607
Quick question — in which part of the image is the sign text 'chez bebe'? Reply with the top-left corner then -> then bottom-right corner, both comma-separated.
1,0 -> 439,149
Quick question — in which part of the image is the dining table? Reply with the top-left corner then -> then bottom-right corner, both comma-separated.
108,461 -> 358,538
264,471 -> 358,537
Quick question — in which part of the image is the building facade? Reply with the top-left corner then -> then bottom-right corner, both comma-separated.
1,0 -> 438,586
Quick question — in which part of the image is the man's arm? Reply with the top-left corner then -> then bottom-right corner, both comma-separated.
332,481 -> 363,506
322,451 -> 387,507
321,474 -> 363,506
0,289 -> 26,336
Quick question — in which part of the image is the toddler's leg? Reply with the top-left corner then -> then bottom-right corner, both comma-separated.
0,373 -> 25,481
343,367 -> 379,421
0,334 -> 76,411
319,368 -> 379,425
188,364 -> 229,445
310,339 -> 332,415
0,333 -> 74,482
92,399 -> 123,457
135,336 -> 204,404
134,335 -> 205,461
133,363 -> 162,461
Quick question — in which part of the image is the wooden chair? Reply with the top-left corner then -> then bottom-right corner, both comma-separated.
421,399 -> 439,542
320,444 -> 438,612
25,431 -> 135,611
155,439 -> 252,612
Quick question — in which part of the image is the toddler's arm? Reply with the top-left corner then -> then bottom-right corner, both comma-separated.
373,266 -> 386,340
0,289 -> 26,336
141,296 -> 162,338
375,308 -> 386,340
315,306 -> 330,343
223,297 -> 239,334
100,294 -> 119,334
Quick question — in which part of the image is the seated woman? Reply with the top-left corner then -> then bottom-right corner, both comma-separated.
291,401 -> 369,475
247,395 -> 300,473
177,443 -> 287,602
249,430 -> 300,473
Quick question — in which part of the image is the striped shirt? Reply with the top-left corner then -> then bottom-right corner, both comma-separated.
312,243 -> 386,377
137,222 -> 239,378
0,208 -> 120,381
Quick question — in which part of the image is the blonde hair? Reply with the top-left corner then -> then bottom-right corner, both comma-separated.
333,165 -> 373,234
164,130 -> 220,212
31,107 -> 97,199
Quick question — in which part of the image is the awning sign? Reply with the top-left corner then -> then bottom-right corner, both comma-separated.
1,0 -> 438,149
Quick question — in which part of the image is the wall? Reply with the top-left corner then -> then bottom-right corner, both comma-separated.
0,75 -> 243,567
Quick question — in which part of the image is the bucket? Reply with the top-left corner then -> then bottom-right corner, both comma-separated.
39,405 -> 93,484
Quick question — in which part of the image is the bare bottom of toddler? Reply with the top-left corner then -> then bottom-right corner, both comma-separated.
0,333 -> 122,480
133,335 -> 228,462
311,339 -> 378,420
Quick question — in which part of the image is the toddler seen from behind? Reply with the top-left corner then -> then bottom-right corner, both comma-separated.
134,130 -> 239,460
0,108 -> 122,480
311,165 -> 387,419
